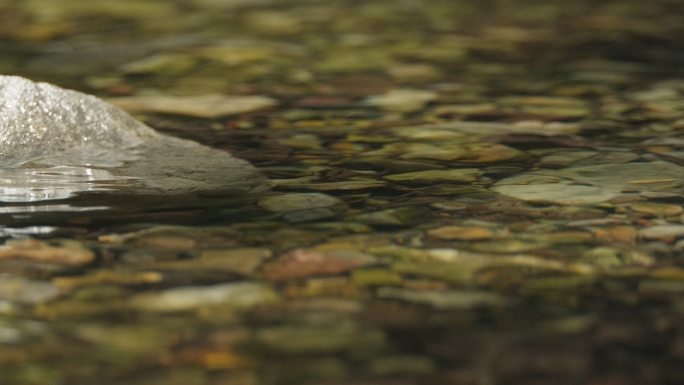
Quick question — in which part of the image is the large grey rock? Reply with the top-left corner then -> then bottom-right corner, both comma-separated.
0,75 -> 268,203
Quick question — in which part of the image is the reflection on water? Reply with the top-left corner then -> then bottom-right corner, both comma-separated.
0,165 -> 121,202
0,226 -> 56,237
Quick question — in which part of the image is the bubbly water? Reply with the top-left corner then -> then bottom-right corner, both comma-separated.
0,76 -> 268,204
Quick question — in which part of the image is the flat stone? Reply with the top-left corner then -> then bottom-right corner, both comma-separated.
54,270 -> 163,290
142,248 -> 272,276
427,226 -> 496,241
130,282 -> 279,312
370,354 -> 436,376
0,274 -> 61,304
639,225 -> 684,241
255,321 -> 386,354
351,269 -> 403,286
377,287 -> 504,309
374,142 -> 524,163
384,169 -> 481,183
277,180 -> 387,191
259,193 -> 344,212
366,89 -> 437,113
403,120 -> 582,137
0,239 -> 95,266
629,201 -> 684,216
493,161 -> 684,205
262,248 -> 375,282
110,93 -> 277,118
355,207 -> 430,226
259,193 -> 346,222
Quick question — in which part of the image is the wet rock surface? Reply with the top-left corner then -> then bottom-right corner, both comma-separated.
0,75 -> 268,204
1,0 -> 684,384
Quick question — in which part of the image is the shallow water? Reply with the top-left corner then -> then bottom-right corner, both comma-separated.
1,0 -> 684,384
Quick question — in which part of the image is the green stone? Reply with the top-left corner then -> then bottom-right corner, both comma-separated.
384,168 -> 481,183
352,269 -> 402,286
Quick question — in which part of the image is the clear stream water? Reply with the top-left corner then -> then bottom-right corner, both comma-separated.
0,0 -> 683,384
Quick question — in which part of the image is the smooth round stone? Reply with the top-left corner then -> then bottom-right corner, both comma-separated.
258,193 -> 344,213
384,169 -> 481,183
629,201 -> 684,217
492,183 -> 617,205
426,226 -> 495,241
639,225 -> 684,241
258,193 -> 346,222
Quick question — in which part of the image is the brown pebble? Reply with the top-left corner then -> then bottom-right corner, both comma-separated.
594,226 -> 637,244
427,226 -> 495,241
0,239 -> 95,266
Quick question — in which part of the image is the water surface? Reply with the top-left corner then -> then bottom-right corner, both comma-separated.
0,1 -> 683,384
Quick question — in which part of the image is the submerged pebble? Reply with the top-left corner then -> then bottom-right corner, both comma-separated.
129,282 -> 279,312
110,93 -> 277,118
0,274 -> 61,304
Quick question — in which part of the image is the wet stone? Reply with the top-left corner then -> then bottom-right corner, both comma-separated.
355,207 -> 431,226
76,324 -> 171,357
278,180 -> 387,192
148,247 -> 272,276
262,248 -> 375,282
168,347 -> 254,371
391,261 -> 486,284
0,239 -> 95,266
99,226 -> 240,249
430,201 -> 469,211
628,201 -> 683,217
593,226 -> 638,244
0,318 -> 44,344
493,161 -> 684,205
369,354 -> 436,376
277,134 -> 322,150
0,274 -> 61,305
254,320 -> 386,354
639,225 -> 684,241
384,168 -> 481,184
129,282 -> 279,312
539,150 -> 640,168
377,287 -> 504,309
286,277 -> 363,298
259,193 -> 346,222
589,248 -> 653,267
351,269 -> 403,286
53,270 -> 163,290
371,142 -> 524,163
469,238 -> 547,254
426,226 -> 497,241
119,53 -> 198,75
365,89 -> 438,113
0,76 -> 269,202
111,93 -> 278,118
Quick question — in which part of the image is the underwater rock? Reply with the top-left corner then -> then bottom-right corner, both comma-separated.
366,89 -> 438,113
129,282 -> 279,312
492,161 -> 684,205
0,75 -> 268,203
110,93 -> 277,118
